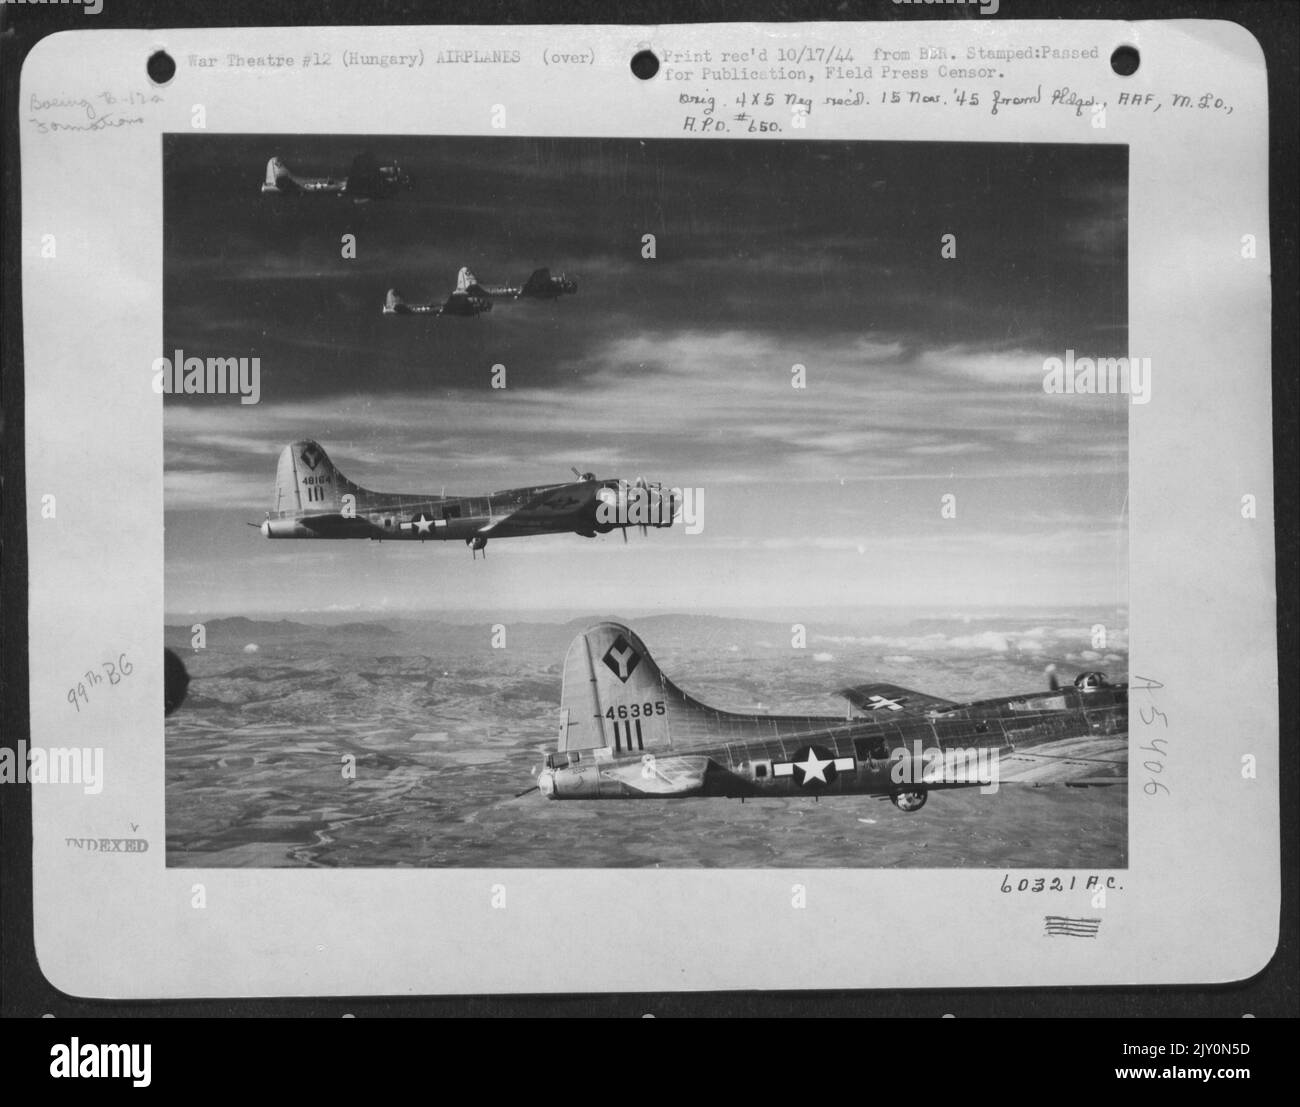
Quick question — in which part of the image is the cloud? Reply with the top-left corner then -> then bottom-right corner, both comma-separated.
914,345 -> 1055,387
162,136 -> 1128,612
812,623 -> 1128,655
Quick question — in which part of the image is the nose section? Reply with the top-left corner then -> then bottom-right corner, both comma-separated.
537,769 -> 556,798
260,520 -> 270,538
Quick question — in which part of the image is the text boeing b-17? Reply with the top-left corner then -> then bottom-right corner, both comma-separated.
531,623 -> 1128,810
383,266 -> 576,317
257,440 -> 677,556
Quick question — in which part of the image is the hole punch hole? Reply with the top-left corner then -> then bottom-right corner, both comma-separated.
1110,45 -> 1139,77
631,50 -> 660,81
147,49 -> 177,86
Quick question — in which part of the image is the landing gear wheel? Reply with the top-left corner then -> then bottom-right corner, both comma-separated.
890,789 -> 928,813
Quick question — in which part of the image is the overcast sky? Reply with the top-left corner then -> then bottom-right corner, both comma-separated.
163,135 -> 1128,616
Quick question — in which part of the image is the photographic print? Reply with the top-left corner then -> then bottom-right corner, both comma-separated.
18,19 -> 1275,995
162,135 -> 1130,868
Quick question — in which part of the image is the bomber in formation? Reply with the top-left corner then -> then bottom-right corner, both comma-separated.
245,150 -> 1128,826
383,266 -> 577,317
531,622 -> 1128,811
257,440 -> 676,557
260,153 -> 412,200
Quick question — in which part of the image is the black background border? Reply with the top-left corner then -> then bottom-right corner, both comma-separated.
2,0 -> 1295,1021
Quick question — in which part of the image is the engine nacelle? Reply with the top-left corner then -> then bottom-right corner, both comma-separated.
593,481 -> 677,532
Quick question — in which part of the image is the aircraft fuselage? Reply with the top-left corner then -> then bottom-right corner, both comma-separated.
539,687 -> 1127,800
263,482 -> 604,541
261,440 -> 677,555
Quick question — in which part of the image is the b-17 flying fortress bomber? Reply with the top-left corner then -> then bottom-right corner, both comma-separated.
383,266 -> 494,317
533,623 -> 1128,810
260,153 -> 413,200
258,440 -> 677,557
383,266 -> 577,317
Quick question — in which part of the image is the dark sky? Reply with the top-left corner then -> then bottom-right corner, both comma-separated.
163,134 -> 1128,615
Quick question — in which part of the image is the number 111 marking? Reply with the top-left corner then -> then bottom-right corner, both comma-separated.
613,719 -> 644,752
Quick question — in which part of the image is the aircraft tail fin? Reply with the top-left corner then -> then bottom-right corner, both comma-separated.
262,157 -> 292,191
456,266 -> 479,292
383,288 -> 407,314
271,440 -> 365,516
557,623 -> 724,756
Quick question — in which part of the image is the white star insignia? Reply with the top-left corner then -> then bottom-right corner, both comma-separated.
795,749 -> 832,784
413,514 -> 433,534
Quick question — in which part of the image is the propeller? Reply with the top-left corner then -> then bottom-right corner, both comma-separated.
571,466 -> 596,482
635,476 -> 648,537
1046,664 -> 1060,692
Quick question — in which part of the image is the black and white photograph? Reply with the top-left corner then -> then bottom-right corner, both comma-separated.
11,14 -> 1282,1004
162,135 -> 1130,868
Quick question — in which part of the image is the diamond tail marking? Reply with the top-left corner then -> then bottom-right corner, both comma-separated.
601,635 -> 641,683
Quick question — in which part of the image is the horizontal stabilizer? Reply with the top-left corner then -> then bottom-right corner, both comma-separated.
839,682 -> 958,718
603,754 -> 713,796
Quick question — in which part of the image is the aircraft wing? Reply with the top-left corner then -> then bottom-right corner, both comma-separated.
478,482 -> 598,533
839,682 -> 958,718
344,152 -> 381,197
996,735 -> 1127,785
599,755 -> 713,796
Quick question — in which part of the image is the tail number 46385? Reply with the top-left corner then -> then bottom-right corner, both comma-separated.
605,702 -> 664,720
